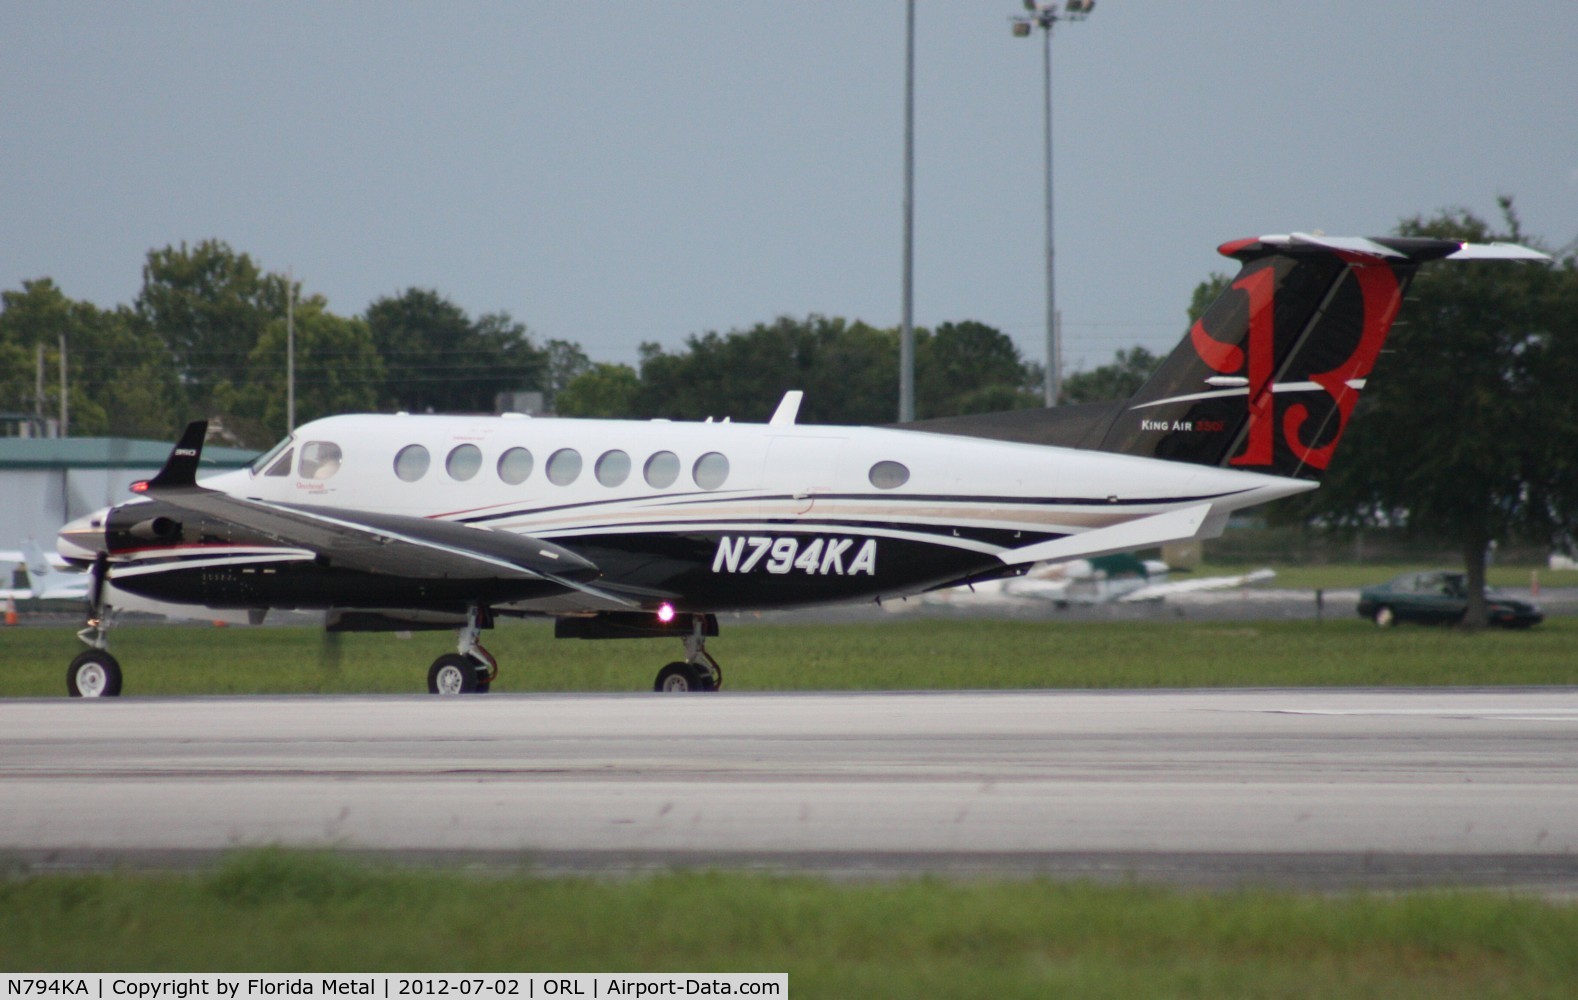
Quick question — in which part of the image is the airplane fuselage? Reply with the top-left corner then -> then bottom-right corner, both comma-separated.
69,411 -> 1310,616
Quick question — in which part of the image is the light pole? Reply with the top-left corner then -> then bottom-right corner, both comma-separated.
1011,0 -> 1094,407
899,0 -> 917,423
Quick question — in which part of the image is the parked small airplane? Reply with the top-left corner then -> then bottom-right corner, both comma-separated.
0,540 -> 90,601
911,555 -> 1275,607
55,233 -> 1546,696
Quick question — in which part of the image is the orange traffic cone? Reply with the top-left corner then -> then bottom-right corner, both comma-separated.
4,596 -> 17,626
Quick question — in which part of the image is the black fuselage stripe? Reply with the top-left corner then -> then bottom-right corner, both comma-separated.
456,489 -> 1250,526
528,519 -> 1066,548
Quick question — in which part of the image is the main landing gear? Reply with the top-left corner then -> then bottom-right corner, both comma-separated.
428,605 -> 499,695
68,553 -> 123,698
653,618 -> 722,693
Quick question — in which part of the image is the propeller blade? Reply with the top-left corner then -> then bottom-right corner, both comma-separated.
319,625 -> 344,675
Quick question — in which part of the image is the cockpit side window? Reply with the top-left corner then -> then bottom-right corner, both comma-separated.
249,436 -> 293,475
264,448 -> 295,477
299,441 -> 343,480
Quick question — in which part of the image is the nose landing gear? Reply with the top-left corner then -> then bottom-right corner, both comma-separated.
68,553 -> 123,698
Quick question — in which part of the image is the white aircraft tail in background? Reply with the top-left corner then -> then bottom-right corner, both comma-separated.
0,540 -> 90,601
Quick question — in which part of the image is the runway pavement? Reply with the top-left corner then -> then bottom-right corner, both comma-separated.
3,689 -> 1577,890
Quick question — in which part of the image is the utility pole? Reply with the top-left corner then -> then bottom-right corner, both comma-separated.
286,266 -> 296,433
34,343 -> 44,437
1011,0 -> 1095,406
898,0 -> 917,423
59,333 -> 68,437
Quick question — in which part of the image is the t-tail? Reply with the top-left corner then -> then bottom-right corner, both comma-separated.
906,233 -> 1547,480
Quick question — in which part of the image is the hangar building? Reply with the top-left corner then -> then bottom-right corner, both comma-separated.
0,436 -> 258,555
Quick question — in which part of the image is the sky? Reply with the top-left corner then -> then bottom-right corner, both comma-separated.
4,2 -> 1576,383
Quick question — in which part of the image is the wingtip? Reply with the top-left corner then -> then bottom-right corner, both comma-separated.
1446,241 -> 1551,262
144,420 -> 209,490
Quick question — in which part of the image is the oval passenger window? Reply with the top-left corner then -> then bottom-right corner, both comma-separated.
546,448 -> 583,486
693,452 -> 730,490
497,447 -> 534,485
595,450 -> 631,487
868,460 -> 910,489
394,444 -> 430,482
644,451 -> 680,489
446,444 -> 482,481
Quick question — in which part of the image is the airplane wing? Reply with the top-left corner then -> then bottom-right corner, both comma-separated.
132,421 -> 630,605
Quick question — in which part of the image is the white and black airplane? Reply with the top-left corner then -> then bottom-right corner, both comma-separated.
55,233 -> 1546,697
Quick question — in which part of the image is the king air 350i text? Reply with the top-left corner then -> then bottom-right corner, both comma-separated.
55,233 -> 1547,696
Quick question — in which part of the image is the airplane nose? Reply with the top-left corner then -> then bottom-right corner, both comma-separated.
57,509 -> 109,565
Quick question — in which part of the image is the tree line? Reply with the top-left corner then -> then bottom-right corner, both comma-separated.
0,240 -> 1044,448
559,317 -> 1043,424
0,240 -> 581,448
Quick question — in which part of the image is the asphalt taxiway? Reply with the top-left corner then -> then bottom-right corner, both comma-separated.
3,689 -> 1577,889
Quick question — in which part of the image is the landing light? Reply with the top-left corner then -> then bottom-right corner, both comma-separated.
656,603 -> 676,624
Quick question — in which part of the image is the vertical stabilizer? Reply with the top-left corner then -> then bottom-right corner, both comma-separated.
1095,234 -> 1542,480
895,233 -> 1545,477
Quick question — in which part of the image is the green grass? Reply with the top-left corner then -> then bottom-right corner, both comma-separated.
3,616 -> 1577,697
1,851 -> 1575,997
1192,561 -> 1577,591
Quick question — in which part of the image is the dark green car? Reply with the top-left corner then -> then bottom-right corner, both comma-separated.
1356,570 -> 1543,628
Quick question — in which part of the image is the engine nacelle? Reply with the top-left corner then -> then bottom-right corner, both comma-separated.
127,516 -> 183,542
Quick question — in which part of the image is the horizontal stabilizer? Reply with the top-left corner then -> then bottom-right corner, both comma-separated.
997,503 -> 1213,567
1446,241 -> 1551,261
1283,233 -> 1405,258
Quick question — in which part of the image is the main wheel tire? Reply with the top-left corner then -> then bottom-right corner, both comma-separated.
654,661 -> 717,693
1373,605 -> 1397,627
67,650 -> 123,698
655,661 -> 697,693
428,653 -> 480,695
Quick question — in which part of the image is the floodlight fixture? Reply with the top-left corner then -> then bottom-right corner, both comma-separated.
1007,0 -> 1095,406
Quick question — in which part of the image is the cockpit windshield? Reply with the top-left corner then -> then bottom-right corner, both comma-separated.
249,435 -> 294,475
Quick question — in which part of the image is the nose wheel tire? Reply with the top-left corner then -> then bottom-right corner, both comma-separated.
67,650 -> 123,698
654,660 -> 717,693
428,653 -> 483,695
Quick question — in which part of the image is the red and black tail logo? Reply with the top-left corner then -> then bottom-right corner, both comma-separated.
1099,243 -> 1415,480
